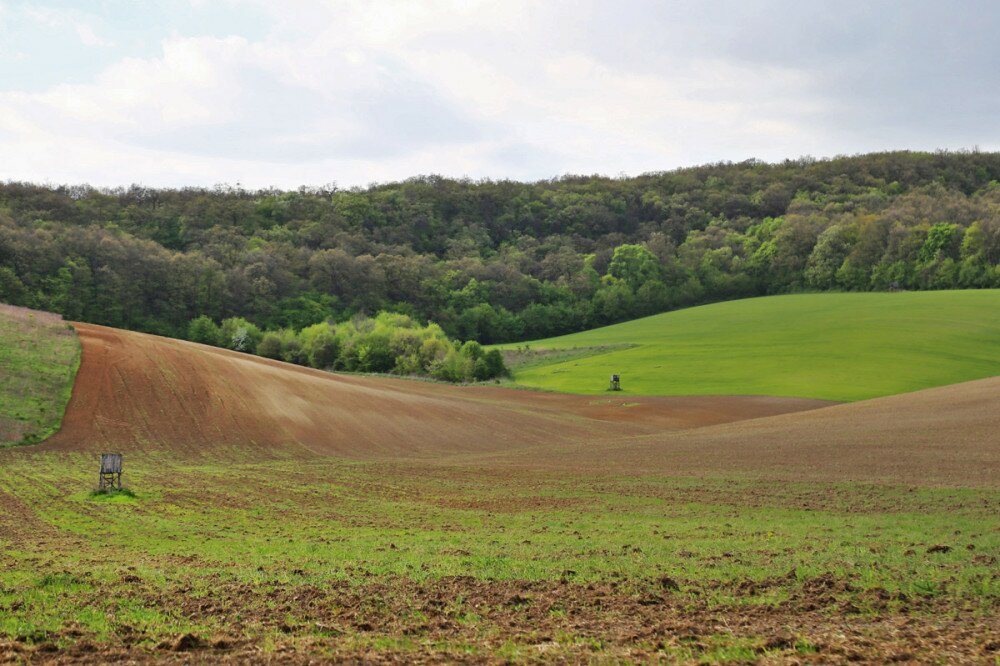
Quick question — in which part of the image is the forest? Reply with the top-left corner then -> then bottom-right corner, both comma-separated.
2,150 -> 1000,356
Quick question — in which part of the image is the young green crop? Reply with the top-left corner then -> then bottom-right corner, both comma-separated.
0,305 -> 80,446
1,450 -> 997,661
498,290 -> 1000,401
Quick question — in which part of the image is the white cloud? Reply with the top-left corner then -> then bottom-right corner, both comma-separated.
0,0 -> 996,187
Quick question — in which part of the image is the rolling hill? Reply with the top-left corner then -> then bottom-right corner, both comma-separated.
3,304 -> 1000,662
505,375 -> 1000,487
35,321 -> 827,461
0,307 -> 992,486
501,290 -> 1000,401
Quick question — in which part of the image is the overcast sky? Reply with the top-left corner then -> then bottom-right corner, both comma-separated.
0,0 -> 997,188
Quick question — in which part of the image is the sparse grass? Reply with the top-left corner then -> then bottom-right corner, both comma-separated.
500,343 -> 635,373
0,303 -> 80,446
495,290 -> 1000,401
0,451 -> 997,661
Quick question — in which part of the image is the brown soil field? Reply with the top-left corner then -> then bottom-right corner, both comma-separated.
41,323 -> 831,460
36,322 -> 1000,486
529,375 -> 1000,487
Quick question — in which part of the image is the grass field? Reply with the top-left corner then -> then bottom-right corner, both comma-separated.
1,452 -> 998,662
500,290 -> 1000,401
0,304 -> 80,446
2,305 -> 999,662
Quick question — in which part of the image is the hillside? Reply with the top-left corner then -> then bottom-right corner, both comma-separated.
36,321 -> 827,461
11,312 -> 997,488
502,290 -> 1000,401
0,304 -> 79,446
505,375 -> 1000,487
3,313 -> 1000,662
2,151 -> 999,348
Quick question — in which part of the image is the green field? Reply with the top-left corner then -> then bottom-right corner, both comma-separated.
0,304 -> 80,446
501,290 -> 1000,401
1,301 -> 999,661
1,452 -> 998,662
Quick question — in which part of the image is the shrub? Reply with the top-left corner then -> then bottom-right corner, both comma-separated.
482,349 -> 509,378
190,310 -> 498,384
431,347 -> 473,382
188,315 -> 221,346
473,357 -> 491,381
220,317 -> 263,353
256,331 -> 284,359
460,340 -> 484,360
355,332 -> 394,372
304,327 -> 339,369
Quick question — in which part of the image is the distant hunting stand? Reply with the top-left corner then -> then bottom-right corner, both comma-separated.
609,373 -> 622,391
99,453 -> 123,491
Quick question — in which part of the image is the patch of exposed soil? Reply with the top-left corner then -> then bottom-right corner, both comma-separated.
7,576 -> 999,664
497,375 -> 1000,487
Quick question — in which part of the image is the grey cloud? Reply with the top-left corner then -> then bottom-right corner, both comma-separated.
583,0 -> 1000,146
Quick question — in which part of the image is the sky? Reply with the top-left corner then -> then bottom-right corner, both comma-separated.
0,0 -> 997,189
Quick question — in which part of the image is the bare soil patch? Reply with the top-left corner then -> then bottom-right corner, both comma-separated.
536,375 -> 1000,487
5,576 -> 999,664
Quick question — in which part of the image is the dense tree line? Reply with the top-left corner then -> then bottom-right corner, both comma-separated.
188,311 -> 507,382
2,150 -> 1000,350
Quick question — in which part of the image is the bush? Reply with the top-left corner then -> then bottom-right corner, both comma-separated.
482,349 -> 508,378
305,327 -> 339,369
431,347 -> 473,382
220,317 -> 263,353
355,332 -> 395,372
279,332 -> 307,365
473,357 -> 491,381
188,315 -> 221,346
460,340 -> 483,360
256,331 -> 284,359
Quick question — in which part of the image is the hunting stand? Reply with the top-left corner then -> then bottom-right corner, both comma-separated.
99,453 -> 123,491
609,373 -> 621,391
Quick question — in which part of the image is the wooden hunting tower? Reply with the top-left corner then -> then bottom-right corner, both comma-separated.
99,453 -> 123,491
609,373 -> 621,391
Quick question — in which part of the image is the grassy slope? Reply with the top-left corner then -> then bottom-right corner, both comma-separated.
501,290 -> 1000,401
0,304 -> 81,446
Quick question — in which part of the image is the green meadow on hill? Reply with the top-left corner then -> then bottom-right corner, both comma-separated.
500,290 -> 1000,401
0,304 -> 79,446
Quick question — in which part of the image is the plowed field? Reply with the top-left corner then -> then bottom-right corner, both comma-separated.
504,376 -> 1000,487
40,323 -> 830,460
2,321 -> 999,663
